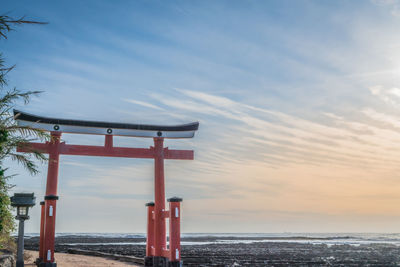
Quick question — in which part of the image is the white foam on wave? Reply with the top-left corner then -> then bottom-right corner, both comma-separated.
59,238 -> 400,247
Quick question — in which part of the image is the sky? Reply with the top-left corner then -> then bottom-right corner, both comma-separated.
3,0 -> 400,233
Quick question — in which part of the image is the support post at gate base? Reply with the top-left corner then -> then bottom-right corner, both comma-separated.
36,201 -> 45,266
43,195 -> 58,266
145,202 -> 155,267
168,197 -> 182,266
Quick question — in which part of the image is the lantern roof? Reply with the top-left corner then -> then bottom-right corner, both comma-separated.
10,193 -> 36,207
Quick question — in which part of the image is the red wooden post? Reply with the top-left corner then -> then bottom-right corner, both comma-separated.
45,132 -> 61,196
153,137 -> 167,264
42,132 -> 61,266
145,202 -> 155,266
105,135 -> 113,150
42,196 -> 58,265
36,201 -> 45,264
168,197 -> 182,266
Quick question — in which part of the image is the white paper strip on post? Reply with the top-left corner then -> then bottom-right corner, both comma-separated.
176,248 -> 179,260
49,206 -> 53,216
175,207 -> 179,218
47,250 -> 51,261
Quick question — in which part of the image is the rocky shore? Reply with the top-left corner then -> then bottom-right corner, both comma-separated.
23,235 -> 400,266
0,253 -> 15,267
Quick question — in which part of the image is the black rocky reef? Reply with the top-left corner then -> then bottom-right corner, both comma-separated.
24,235 -> 400,266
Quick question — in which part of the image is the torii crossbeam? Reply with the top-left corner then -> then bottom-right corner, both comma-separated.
14,110 -> 199,267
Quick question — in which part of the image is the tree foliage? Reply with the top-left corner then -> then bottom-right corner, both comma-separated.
0,14 -> 47,251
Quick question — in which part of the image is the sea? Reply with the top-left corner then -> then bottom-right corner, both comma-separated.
23,232 -> 400,247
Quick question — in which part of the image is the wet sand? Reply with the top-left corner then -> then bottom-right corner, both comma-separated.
24,250 -> 140,267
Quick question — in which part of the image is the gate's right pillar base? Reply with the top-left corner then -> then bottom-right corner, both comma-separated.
146,196 -> 183,267
146,257 -> 181,267
168,261 -> 182,267
144,256 -> 154,267
153,256 -> 168,267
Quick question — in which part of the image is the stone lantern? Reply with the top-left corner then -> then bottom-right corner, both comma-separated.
10,193 -> 36,267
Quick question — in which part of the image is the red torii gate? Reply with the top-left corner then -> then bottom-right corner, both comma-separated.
14,110 -> 199,267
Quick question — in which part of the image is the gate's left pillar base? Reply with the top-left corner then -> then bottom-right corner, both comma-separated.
35,258 -> 42,267
145,202 -> 155,266
36,200 -> 46,266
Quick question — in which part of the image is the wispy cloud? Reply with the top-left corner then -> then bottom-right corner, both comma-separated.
371,0 -> 400,16
123,99 -> 165,110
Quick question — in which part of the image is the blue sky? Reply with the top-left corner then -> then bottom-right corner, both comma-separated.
3,0 -> 400,233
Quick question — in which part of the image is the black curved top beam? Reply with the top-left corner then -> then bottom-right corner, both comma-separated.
14,110 -> 199,138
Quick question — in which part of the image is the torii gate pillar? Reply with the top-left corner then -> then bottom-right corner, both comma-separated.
38,132 -> 61,267
154,137 -> 167,257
